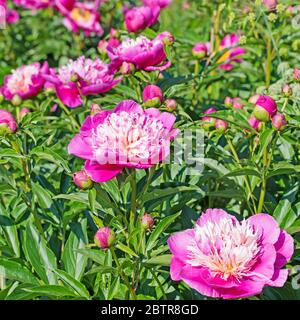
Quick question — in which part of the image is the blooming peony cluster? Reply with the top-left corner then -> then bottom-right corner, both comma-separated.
168,209 -> 294,299
43,56 -> 121,108
68,100 -> 179,182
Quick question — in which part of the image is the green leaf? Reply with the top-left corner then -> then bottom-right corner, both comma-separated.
146,213 -> 180,251
25,222 -> 57,284
75,248 -> 105,265
0,258 -> 39,285
53,269 -> 90,299
23,285 -> 78,298
32,182 -> 53,209
116,243 -> 138,258
221,168 -> 261,179
145,254 -> 172,266
62,220 -> 88,281
257,128 -> 273,160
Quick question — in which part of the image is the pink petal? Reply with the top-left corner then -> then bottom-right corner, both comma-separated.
274,230 -> 294,268
56,83 -> 82,108
84,160 -> 124,183
170,257 -> 185,281
167,229 -> 195,262
196,208 -> 237,227
68,134 -> 94,160
114,100 -> 143,114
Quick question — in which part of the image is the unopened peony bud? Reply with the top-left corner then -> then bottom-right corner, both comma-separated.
272,113 -> 287,131
94,227 -> 116,249
201,107 -> 216,130
157,31 -> 174,46
233,98 -> 244,109
97,40 -> 108,54
263,0 -> 277,11
165,99 -> 177,111
141,213 -> 154,230
249,94 -> 260,104
0,109 -> 18,135
18,108 -> 30,121
224,97 -> 233,108
120,62 -> 135,75
215,119 -> 228,133
248,116 -> 263,132
143,85 -> 163,107
73,170 -> 93,190
192,43 -> 208,59
11,94 -> 22,106
293,68 -> 300,81
282,84 -> 292,97
90,104 -> 102,115
253,95 -> 277,122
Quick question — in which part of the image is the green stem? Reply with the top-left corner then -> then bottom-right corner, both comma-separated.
57,100 -> 81,130
257,144 -> 269,213
281,97 -> 289,112
149,268 -> 167,300
129,170 -> 137,231
265,37 -> 272,87
110,248 -> 136,300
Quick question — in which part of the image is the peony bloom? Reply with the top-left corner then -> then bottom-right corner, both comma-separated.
142,84 -> 163,107
0,109 -> 18,134
107,33 -> 172,72
1,62 -> 49,101
42,56 -> 121,108
0,0 -> 19,24
73,169 -> 93,190
272,113 -> 287,131
55,0 -> 103,36
94,227 -> 115,249
13,0 -> 54,10
192,43 -> 209,59
124,5 -> 160,33
142,0 -> 172,9
218,34 -> 245,71
68,100 -> 179,182
254,95 -> 277,122
168,209 -> 294,299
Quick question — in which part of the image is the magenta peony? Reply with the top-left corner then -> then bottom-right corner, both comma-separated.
168,209 -> 294,299
43,56 -> 121,108
0,0 -> 19,24
68,100 -> 179,182
254,95 -> 277,122
107,33 -> 172,72
13,0 -> 54,10
1,62 -> 49,101
142,0 -> 172,9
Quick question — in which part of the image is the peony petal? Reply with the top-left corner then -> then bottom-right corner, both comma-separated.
56,83 -> 82,108
159,112 -> 177,130
196,208 -> 237,227
68,134 -> 94,160
274,230 -> 294,268
169,257 -> 185,281
114,100 -> 143,114
84,160 -> 124,183
268,269 -> 289,287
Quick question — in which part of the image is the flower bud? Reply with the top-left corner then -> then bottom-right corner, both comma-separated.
143,85 -> 163,107
248,116 -> 263,132
11,94 -> 22,106
224,96 -> 233,108
201,107 -> 216,130
233,97 -> 244,109
215,119 -> 228,133
97,40 -> 108,54
272,113 -> 287,131
192,43 -> 208,59
249,94 -> 260,104
282,84 -> 292,97
94,227 -> 116,249
18,108 -> 30,121
141,213 -> 154,230
73,170 -> 93,190
0,93 -> 4,103
109,28 -> 119,38
50,104 -> 58,113
253,95 -> 277,122
165,99 -> 177,111
0,109 -> 18,135
263,0 -> 277,11
157,31 -> 174,46
90,104 -> 102,116
293,68 -> 300,81
120,62 -> 135,75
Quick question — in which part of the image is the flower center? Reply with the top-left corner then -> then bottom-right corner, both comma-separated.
187,218 -> 262,280
91,111 -> 171,166
58,56 -> 111,85
70,8 -> 92,23
7,65 -> 39,94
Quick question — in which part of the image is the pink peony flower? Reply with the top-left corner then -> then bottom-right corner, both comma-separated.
1,62 -> 49,101
224,96 -> 233,108
68,100 -> 179,182
254,95 -> 277,122
55,0 -> 75,11
124,5 -> 160,33
42,56 -> 121,108
55,0 -> 103,36
0,0 -> 19,24
168,209 -> 294,299
0,109 -> 18,134
142,0 -> 172,9
13,0 -> 54,10
94,227 -> 115,249
107,33 -> 172,72
218,34 -> 245,71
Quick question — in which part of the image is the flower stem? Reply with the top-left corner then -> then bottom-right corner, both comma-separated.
281,97 -> 289,112
149,268 -> 167,300
56,100 -> 81,130
129,169 -> 137,231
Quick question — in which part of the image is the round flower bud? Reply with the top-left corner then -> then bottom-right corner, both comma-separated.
97,40 -> 108,54
94,227 -> 116,249
253,95 -> 277,122
73,170 -> 93,190
293,68 -> 300,81
90,104 -> 102,116
233,98 -> 244,109
143,85 -> 163,107
282,84 -> 292,97
0,109 -> 18,135
120,62 -> 135,75
201,107 -> 216,130
215,119 -> 228,133
248,116 -> 263,132
272,113 -> 287,131
192,43 -> 208,59
156,31 -> 174,46
141,213 -> 154,230
249,94 -> 260,104
224,97 -> 233,108
165,99 -> 177,111
11,94 -> 22,106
